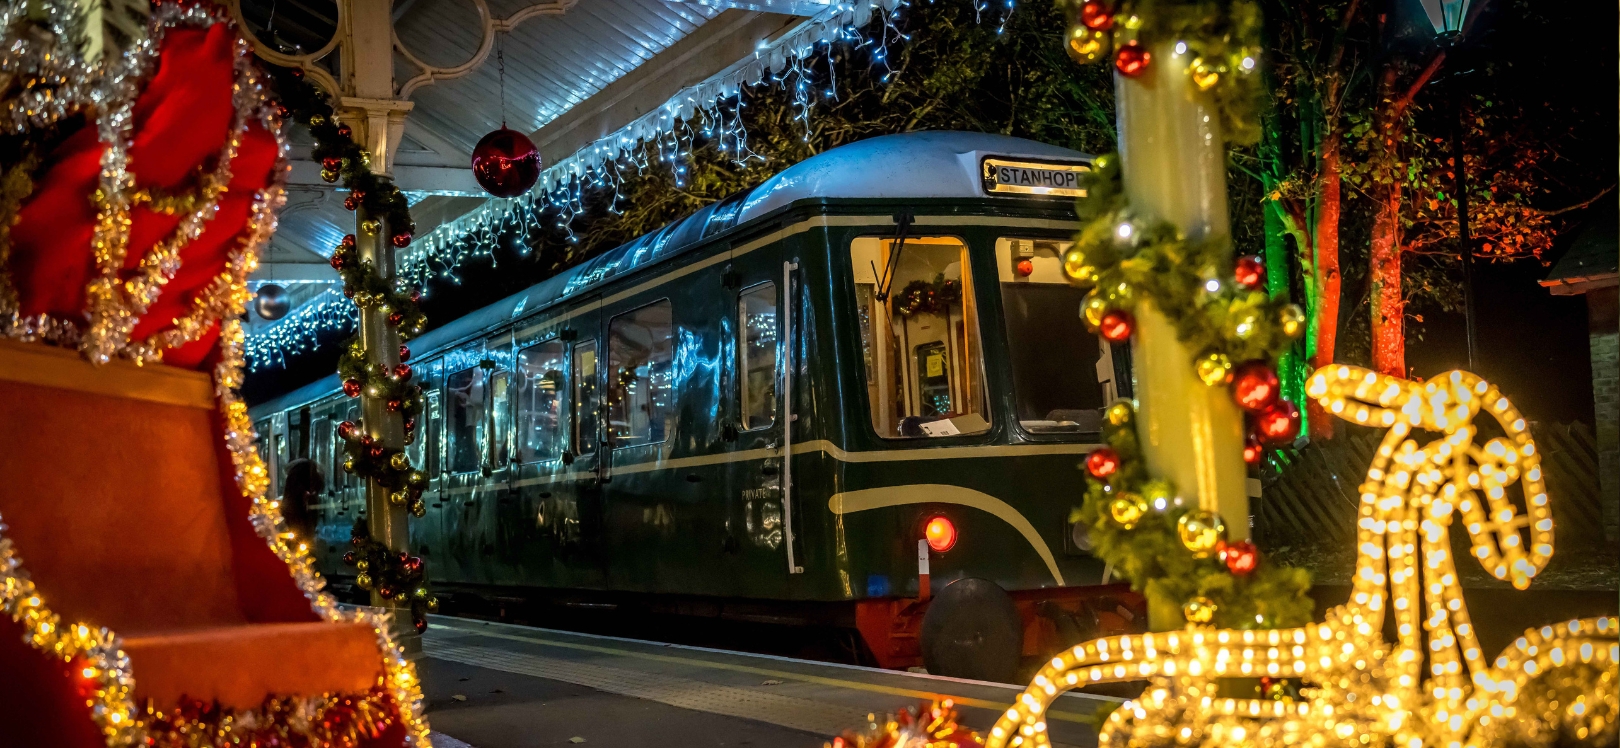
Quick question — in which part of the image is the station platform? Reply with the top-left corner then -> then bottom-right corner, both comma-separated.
418,616 -> 1123,747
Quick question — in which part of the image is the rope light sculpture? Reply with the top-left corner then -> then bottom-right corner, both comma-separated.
985,366 -> 1617,748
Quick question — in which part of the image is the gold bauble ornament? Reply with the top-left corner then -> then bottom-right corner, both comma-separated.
1066,25 -> 1108,63
1279,304 -> 1306,337
1105,401 -> 1134,426
356,560 -> 369,572
1229,311 -> 1260,340
342,456 -> 356,473
1109,493 -> 1147,529
356,573 -> 373,589
410,499 -> 426,518
388,490 -> 409,506
426,596 -> 441,612
1177,510 -> 1226,556
413,587 -> 429,600
309,114 -> 326,126
1182,596 -> 1216,624
1083,291 -> 1110,327
1195,351 -> 1233,385
360,218 -> 382,235
394,592 -> 409,603
390,452 -> 410,470
1062,249 -> 1097,283
1189,57 -> 1221,90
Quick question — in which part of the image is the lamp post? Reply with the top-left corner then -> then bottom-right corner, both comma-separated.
1418,0 -> 1479,370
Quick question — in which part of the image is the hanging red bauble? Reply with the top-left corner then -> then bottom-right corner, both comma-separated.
399,344 -> 411,361
387,312 -> 404,327
403,557 -> 424,575
1079,0 -> 1115,29
341,234 -> 356,248
1016,259 -> 1035,277
342,379 -> 362,397
1231,360 -> 1281,412
342,551 -> 357,566
394,363 -> 412,380
404,417 -> 417,433
377,585 -> 396,599
414,618 -> 429,633
1243,436 -> 1264,465
472,127 -> 542,198
337,421 -> 357,441
1115,42 -> 1151,77
1086,447 -> 1120,478
343,191 -> 363,211
329,252 -> 347,270
1234,255 -> 1265,290
1098,309 -> 1135,342
391,232 -> 413,248
1255,400 -> 1301,444
322,156 -> 342,172
1223,540 -> 1259,575
386,398 -> 403,412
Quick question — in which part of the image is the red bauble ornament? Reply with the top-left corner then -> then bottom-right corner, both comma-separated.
1231,360 -> 1281,412
341,234 -> 356,248
378,585 -> 396,599
289,68 -> 304,79
1234,255 -> 1265,290
343,192 -> 363,211
342,551 -> 357,566
343,287 -> 356,298
1080,0 -> 1115,29
404,417 -> 417,433
387,312 -> 404,327
403,557 -> 424,575
409,289 -> 422,302
337,421 -> 357,441
322,157 -> 342,172
329,252 -> 347,270
1016,259 -> 1035,277
1255,400 -> 1301,444
399,344 -> 411,361
336,123 -> 352,139
386,398 -> 403,412
414,618 -> 429,633
369,445 -> 385,459
472,127 -> 542,198
392,232 -> 412,248
1098,309 -> 1135,342
1223,540 -> 1259,575
1086,447 -> 1120,478
394,363 -> 412,380
1243,436 -> 1264,465
1115,42 -> 1151,77
342,379 -> 362,397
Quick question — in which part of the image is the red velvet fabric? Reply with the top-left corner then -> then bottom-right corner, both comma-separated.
9,24 -> 281,370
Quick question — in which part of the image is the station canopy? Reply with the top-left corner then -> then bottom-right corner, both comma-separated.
238,0 -> 894,355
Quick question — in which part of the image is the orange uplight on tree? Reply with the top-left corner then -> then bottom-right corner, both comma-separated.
925,516 -> 957,552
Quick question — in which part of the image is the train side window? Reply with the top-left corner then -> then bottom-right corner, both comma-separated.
517,341 -> 569,462
607,300 -> 674,446
738,283 -> 777,430
312,416 -> 333,489
447,366 -> 486,474
996,237 -> 1108,434
490,369 -> 512,467
344,405 -> 359,487
407,389 -> 442,477
573,340 -> 599,454
849,235 -> 989,438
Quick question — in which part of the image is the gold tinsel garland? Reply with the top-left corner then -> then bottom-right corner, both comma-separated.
984,367 -> 1617,748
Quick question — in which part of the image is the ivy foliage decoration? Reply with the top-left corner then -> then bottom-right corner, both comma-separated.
1072,402 -> 1314,630
344,518 -> 437,632
892,276 -> 964,317
1059,0 -> 1264,145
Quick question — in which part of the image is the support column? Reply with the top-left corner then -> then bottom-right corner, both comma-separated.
1115,43 -> 1250,540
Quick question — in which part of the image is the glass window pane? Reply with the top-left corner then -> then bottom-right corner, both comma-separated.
517,341 -> 568,463
313,416 -> 333,487
424,391 -> 441,477
344,405 -> 359,487
573,341 -> 598,454
607,300 -> 674,446
739,283 -> 777,431
997,237 -> 1108,434
490,370 -> 511,467
447,366 -> 486,473
848,236 -> 988,438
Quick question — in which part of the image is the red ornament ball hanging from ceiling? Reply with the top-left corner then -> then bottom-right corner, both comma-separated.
472,127 -> 542,198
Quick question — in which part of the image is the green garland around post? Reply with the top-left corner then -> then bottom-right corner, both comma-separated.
263,65 -> 436,631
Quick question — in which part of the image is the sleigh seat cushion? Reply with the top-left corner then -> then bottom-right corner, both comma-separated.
121,621 -> 383,710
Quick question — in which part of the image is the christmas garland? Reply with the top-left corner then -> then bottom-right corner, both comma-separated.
1061,154 -> 1314,633
891,276 -> 963,317
262,64 -> 434,630
1060,0 -> 1263,145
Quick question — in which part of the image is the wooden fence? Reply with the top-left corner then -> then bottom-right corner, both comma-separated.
1256,421 -> 1609,549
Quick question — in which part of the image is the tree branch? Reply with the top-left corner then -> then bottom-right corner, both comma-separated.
1539,184 -> 1615,216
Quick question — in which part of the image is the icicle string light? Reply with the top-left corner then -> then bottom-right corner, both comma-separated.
985,366 -> 1618,748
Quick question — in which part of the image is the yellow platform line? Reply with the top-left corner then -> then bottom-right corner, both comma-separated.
428,622 -> 1099,724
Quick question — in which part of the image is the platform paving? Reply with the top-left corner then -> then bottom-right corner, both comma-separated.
419,616 -> 1120,747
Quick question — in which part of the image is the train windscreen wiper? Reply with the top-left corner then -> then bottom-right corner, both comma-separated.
872,211 -> 913,303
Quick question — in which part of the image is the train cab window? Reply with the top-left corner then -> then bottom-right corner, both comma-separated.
997,237 -> 1109,434
607,300 -> 674,446
738,283 -> 777,430
516,341 -> 568,462
573,340 -> 599,454
447,366 -> 486,474
849,236 -> 989,438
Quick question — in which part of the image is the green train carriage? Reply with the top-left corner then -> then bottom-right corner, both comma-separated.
251,131 -> 1147,681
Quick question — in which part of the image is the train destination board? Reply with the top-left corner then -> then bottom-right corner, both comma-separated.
981,157 -> 1090,197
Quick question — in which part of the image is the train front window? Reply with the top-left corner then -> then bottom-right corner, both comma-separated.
997,237 -> 1109,434
516,341 -> 568,462
849,235 -> 988,439
447,366 -> 486,474
607,300 -> 674,446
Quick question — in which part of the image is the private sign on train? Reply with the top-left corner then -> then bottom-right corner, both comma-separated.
250,132 -> 1148,682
